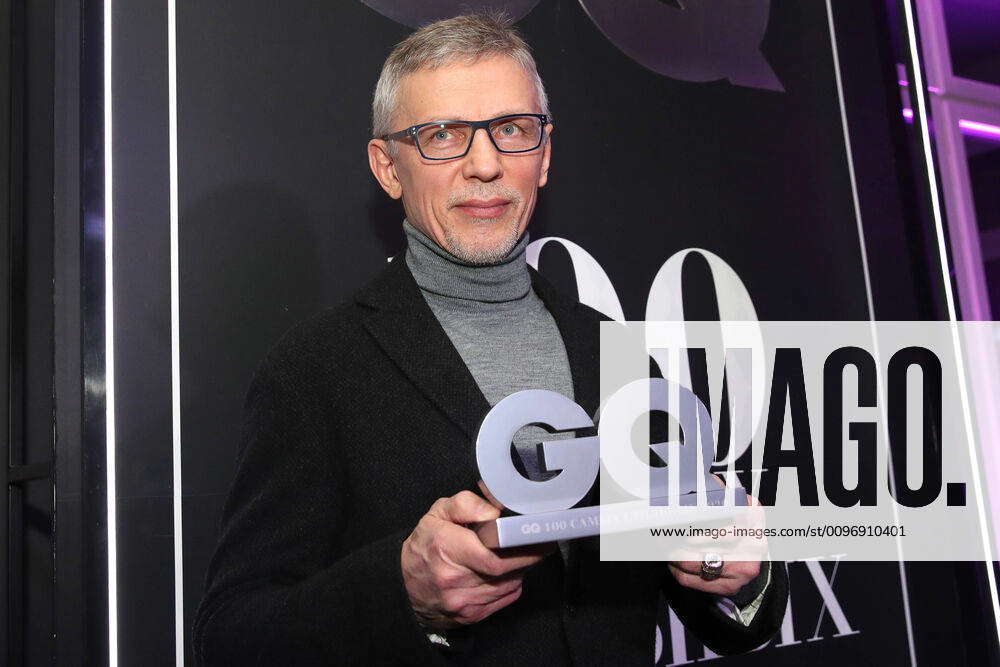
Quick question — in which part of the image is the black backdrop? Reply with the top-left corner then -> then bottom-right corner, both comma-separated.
98,0 -> 992,664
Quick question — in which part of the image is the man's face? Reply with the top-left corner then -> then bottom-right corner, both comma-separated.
368,55 -> 552,264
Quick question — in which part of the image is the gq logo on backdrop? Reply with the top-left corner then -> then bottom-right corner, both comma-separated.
578,0 -> 784,91
360,0 -> 784,92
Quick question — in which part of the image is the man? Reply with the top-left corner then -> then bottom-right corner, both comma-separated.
193,14 -> 787,666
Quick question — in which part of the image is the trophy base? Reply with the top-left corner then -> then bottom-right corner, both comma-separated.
474,488 -> 748,548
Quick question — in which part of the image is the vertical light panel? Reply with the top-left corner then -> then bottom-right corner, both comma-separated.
167,0 -> 185,664
103,0 -> 119,663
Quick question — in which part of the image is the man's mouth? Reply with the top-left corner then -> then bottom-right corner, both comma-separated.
454,198 -> 511,219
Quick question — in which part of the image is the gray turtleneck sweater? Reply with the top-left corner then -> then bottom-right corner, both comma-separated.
404,220 -> 574,482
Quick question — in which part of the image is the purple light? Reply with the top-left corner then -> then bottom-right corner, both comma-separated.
898,78 -> 942,94
960,119 -> 1000,141
900,108 -> 1000,143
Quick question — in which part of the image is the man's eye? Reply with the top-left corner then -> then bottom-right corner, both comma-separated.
433,130 -> 451,141
497,123 -> 518,136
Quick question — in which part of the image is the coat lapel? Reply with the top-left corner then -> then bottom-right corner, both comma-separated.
355,256 -> 492,441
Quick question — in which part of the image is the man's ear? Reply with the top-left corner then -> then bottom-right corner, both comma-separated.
368,139 -> 403,200
538,123 -> 553,188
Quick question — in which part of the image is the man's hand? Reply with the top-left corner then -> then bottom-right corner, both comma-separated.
401,490 -> 552,630
668,476 -> 766,597
667,559 -> 761,596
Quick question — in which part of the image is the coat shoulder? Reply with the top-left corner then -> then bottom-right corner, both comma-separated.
253,260 -> 404,382
260,303 -> 363,372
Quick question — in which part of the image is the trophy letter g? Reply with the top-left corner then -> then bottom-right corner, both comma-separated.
476,390 -> 600,515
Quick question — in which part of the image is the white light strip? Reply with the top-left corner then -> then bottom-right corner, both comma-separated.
167,0 -> 185,664
823,0 -> 876,333
103,0 -> 119,663
900,0 -> 1000,645
824,3 -> 917,664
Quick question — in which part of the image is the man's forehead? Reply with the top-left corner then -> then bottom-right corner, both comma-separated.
395,55 -> 539,124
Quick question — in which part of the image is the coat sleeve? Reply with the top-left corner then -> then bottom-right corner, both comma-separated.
661,559 -> 789,655
646,354 -> 788,653
191,353 -> 447,666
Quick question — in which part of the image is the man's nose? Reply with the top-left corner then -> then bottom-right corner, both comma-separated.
461,127 -> 503,182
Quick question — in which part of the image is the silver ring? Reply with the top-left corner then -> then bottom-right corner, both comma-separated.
701,553 -> 724,580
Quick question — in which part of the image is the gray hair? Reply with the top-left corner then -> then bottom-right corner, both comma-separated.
371,12 -> 550,140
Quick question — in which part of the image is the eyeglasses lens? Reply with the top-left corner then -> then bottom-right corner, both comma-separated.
415,116 -> 542,158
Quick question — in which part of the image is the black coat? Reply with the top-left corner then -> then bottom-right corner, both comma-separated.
192,255 -> 788,666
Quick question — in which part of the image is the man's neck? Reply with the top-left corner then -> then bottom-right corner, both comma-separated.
402,220 -> 532,303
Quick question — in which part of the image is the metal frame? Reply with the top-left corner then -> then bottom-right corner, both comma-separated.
900,0 -> 1000,660
53,0 -> 85,660
1,0 -> 13,656
3,0 -> 45,662
4,0 -> 71,662
912,0 -> 1000,566
915,1 -> 1000,110
914,0 -> 1000,322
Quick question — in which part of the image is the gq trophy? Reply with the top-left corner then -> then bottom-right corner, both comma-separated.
472,386 -> 749,549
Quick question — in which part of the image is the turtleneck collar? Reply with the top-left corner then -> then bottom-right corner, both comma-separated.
403,219 -> 532,303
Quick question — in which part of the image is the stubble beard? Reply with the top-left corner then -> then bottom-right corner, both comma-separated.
443,217 -> 522,265
443,188 -> 525,265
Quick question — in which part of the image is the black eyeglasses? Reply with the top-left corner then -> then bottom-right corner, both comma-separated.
381,113 -> 548,160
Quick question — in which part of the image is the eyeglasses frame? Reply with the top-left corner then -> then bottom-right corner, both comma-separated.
380,113 -> 549,160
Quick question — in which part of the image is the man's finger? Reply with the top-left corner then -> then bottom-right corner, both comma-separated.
477,480 -> 505,510
496,541 -> 557,559
448,528 -> 548,577
456,584 -> 524,624
462,572 -> 526,605
671,560 -> 742,579
670,560 -> 706,577
435,490 -> 501,525
668,563 -> 744,596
